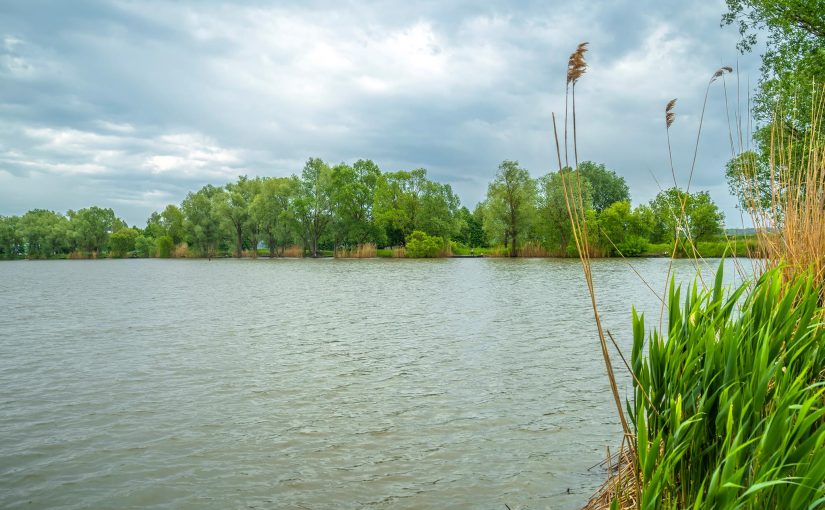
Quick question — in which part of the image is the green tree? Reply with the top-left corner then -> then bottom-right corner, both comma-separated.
160,204 -> 185,245
182,185 -> 224,257
293,158 -> 333,257
217,176 -> 257,258
537,169 -> 593,255
134,235 -> 156,257
67,206 -> 119,255
597,201 -> 654,256
484,160 -> 537,257
0,216 -> 22,259
19,209 -> 71,258
110,227 -> 139,257
328,159 -> 383,250
723,0 -> 824,124
649,188 -> 725,243
578,161 -> 630,212
722,0 -> 825,196
373,168 -> 427,245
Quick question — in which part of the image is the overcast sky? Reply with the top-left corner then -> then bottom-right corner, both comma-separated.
0,0 -> 763,226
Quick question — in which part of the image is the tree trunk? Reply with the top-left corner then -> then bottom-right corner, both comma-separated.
510,229 -> 518,257
268,231 -> 276,258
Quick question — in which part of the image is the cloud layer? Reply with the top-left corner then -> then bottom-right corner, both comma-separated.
0,0 -> 761,225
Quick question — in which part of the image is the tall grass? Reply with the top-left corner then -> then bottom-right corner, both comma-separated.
739,88 -> 825,296
334,243 -> 377,258
281,244 -> 304,257
555,42 -> 825,509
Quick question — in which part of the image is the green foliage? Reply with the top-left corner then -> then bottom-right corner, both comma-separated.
19,209 -> 71,258
537,168 -> 593,254
649,187 -> 725,243
156,235 -> 174,258
598,201 -> 654,255
0,215 -> 22,259
293,158 -> 334,257
134,235 -> 156,258
404,230 -> 442,258
723,0 -> 825,124
181,184 -> 224,257
578,161 -> 630,212
109,227 -> 139,257
484,160 -> 537,257
631,264 -> 825,508
67,206 -> 121,255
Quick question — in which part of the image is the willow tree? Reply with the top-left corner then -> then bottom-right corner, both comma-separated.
485,160 -> 536,257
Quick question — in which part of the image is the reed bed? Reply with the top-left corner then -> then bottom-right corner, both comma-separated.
556,42 -> 825,509
281,244 -> 304,257
739,88 -> 825,296
172,243 -> 190,258
519,241 -> 551,257
391,246 -> 406,258
334,243 -> 377,258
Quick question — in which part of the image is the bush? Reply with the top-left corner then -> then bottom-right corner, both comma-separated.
405,230 -> 442,258
616,235 -> 648,256
134,235 -> 156,258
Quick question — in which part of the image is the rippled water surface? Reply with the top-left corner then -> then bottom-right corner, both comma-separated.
0,258 -> 749,509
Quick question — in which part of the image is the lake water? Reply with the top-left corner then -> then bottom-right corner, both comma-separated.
0,258 -> 750,509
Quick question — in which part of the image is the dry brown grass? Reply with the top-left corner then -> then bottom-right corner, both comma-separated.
742,89 -> 825,295
335,243 -> 377,258
172,243 -> 190,258
519,241 -> 551,257
391,246 -> 406,258
281,244 -> 304,257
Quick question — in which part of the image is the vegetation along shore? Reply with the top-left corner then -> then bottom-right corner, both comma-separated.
1,158 -> 749,260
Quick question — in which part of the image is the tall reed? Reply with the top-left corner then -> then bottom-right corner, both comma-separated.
335,243 -> 377,258
738,87 -> 825,295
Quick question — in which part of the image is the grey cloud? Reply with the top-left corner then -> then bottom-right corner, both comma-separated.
0,0 -> 761,226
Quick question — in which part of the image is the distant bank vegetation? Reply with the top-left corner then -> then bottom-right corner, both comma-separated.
0,159 -> 736,260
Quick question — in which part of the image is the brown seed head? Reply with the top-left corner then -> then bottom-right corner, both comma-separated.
567,42 -> 589,85
665,98 -> 677,129
711,66 -> 733,82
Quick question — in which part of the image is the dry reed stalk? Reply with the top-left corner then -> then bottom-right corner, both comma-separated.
281,244 -> 304,257
519,241 -> 550,257
557,42 -> 632,441
172,243 -> 189,258
742,87 -> 825,298
391,246 -> 406,258
335,243 -> 377,258
581,439 -> 638,510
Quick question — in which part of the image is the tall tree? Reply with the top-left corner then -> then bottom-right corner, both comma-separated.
182,185 -> 224,257
67,206 -> 120,255
251,176 -> 297,257
723,0 -> 825,126
160,204 -> 185,245
0,216 -> 22,259
217,176 -> 257,258
578,161 -> 630,212
294,158 -> 333,257
373,168 -> 427,245
484,160 -> 536,257
649,188 -> 725,243
537,169 -> 593,255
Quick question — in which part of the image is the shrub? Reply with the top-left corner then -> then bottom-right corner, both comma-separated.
404,230 -> 441,258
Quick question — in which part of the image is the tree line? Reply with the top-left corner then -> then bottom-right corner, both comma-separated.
0,158 -> 725,259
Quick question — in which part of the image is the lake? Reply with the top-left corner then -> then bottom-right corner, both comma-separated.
0,257 -> 750,509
